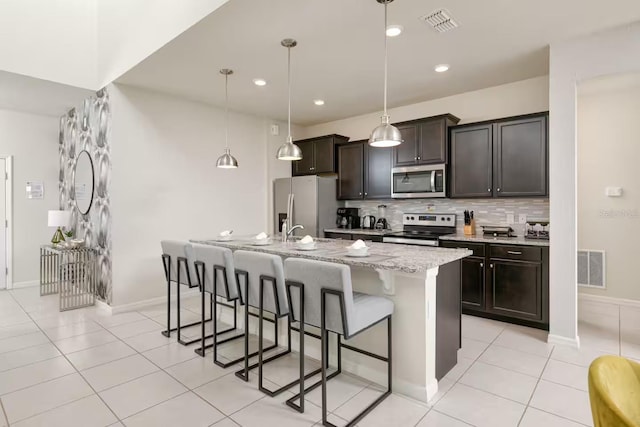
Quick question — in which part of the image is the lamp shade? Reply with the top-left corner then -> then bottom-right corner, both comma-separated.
369,118 -> 403,148
276,137 -> 303,161
216,148 -> 239,169
48,210 -> 71,228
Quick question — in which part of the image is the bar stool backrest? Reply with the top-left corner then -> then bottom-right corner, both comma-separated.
284,258 -> 354,336
233,250 -> 288,317
160,240 -> 196,286
189,243 -> 239,300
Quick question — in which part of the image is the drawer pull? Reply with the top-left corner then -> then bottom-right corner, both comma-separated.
507,251 -> 522,255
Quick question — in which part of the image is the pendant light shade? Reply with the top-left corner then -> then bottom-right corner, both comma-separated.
369,0 -> 403,148
216,68 -> 239,169
216,148 -> 238,168
277,38 -> 303,161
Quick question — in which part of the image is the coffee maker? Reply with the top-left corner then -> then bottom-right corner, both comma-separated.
336,208 -> 360,229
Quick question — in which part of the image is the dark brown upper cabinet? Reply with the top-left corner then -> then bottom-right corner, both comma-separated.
450,113 -> 548,198
392,114 -> 460,167
292,134 -> 349,176
337,141 -> 392,200
450,124 -> 494,198
337,142 -> 364,200
494,116 -> 547,197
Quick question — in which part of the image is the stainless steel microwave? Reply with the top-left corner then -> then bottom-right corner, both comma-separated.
391,164 -> 447,198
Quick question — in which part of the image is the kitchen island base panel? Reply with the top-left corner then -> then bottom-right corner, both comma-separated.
212,263 -> 460,403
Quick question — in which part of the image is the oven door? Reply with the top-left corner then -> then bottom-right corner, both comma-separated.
391,165 -> 446,198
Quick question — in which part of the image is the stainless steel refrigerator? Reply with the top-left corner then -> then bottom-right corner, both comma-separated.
274,176 -> 339,237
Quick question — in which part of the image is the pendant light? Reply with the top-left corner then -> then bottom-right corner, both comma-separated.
216,68 -> 239,169
276,38 -> 303,161
369,0 -> 403,148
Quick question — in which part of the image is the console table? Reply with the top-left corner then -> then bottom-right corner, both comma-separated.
40,245 -> 97,311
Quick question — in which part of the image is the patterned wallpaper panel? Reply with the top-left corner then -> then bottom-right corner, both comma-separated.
59,89 -> 112,303
346,198 -> 550,236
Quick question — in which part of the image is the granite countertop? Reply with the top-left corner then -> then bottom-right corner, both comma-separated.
323,228 -> 394,236
191,237 -> 471,274
439,233 -> 550,247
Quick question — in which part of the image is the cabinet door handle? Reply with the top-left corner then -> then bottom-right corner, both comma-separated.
480,263 -> 484,268
414,157 -> 417,161
364,192 -> 368,196
489,264 -> 494,268
310,167 -> 315,171
487,188 -> 491,192
497,188 -> 501,192
359,192 -> 362,196
417,156 -> 421,160
507,251 -> 522,255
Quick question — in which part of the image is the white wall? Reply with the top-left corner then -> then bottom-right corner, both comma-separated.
549,22 -> 640,346
0,0 -> 97,89
97,0 -> 229,87
300,76 -> 549,139
577,73 -> 640,301
0,109 -> 59,285
109,84 -> 277,306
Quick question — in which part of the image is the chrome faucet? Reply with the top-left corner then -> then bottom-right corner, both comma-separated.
284,224 -> 304,242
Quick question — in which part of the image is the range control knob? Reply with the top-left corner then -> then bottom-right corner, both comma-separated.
411,216 -> 415,220
447,217 -> 451,221
441,217 -> 445,221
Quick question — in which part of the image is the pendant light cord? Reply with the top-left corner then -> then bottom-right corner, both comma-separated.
383,0 -> 388,117
224,73 -> 229,149
287,45 -> 292,142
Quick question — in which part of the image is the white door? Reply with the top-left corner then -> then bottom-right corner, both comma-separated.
0,159 -> 5,289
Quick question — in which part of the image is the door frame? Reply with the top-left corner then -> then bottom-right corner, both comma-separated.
0,156 -> 13,289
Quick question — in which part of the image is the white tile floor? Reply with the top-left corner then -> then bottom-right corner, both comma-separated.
0,287 -> 639,427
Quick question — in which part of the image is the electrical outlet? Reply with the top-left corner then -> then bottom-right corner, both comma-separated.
518,214 -> 527,224
506,213 -> 515,224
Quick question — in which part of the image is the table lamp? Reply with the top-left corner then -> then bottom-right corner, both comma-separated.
48,210 -> 71,244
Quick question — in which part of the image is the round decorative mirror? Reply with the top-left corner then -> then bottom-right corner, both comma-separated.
73,150 -> 95,215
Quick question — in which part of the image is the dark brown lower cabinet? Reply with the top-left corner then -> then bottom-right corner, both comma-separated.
440,240 -> 549,330
488,259 -> 542,321
461,257 -> 485,310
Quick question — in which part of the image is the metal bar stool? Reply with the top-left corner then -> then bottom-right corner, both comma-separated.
284,258 -> 393,427
160,240 -> 213,345
233,250 -> 320,397
189,243 -> 245,363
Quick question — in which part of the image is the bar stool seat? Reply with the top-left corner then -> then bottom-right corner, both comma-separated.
284,258 -> 393,427
349,293 -> 393,336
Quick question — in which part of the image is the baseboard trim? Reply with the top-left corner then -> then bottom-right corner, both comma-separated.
95,299 -> 112,315
547,333 -> 580,348
12,280 -> 39,289
110,289 -> 201,314
579,293 -> 640,309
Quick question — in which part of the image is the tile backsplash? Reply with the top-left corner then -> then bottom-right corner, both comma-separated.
345,198 -> 549,236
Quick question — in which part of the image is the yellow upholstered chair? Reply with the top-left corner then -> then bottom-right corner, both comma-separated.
588,355 -> 640,427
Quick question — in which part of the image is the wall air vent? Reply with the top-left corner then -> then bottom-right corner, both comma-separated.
420,8 -> 459,33
578,250 -> 606,289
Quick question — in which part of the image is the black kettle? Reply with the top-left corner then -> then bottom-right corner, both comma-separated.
362,215 -> 376,229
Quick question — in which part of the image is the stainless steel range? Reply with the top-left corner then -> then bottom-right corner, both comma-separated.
382,213 -> 456,246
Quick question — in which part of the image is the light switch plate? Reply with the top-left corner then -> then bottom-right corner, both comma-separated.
605,187 -> 623,197
506,213 -> 515,224
518,214 -> 527,224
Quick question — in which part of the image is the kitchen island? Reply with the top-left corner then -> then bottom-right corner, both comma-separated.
191,237 -> 471,403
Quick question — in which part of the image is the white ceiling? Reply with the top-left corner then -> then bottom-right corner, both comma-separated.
117,0 -> 640,126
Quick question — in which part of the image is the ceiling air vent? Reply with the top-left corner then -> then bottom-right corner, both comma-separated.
420,8 -> 459,33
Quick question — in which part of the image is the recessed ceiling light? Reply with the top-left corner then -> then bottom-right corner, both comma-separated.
313,99 -> 325,106
253,78 -> 267,86
386,25 -> 403,37
434,64 -> 450,73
